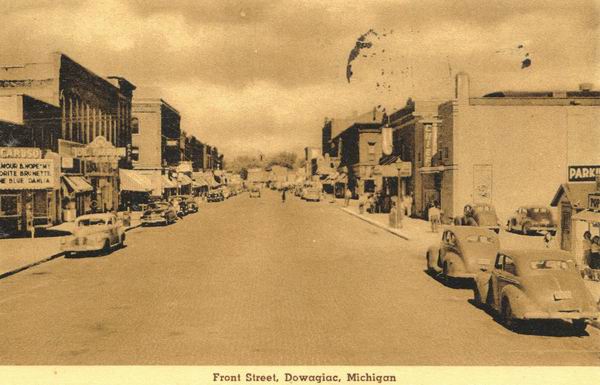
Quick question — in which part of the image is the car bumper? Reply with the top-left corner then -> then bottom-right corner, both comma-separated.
528,225 -> 557,232
521,311 -> 599,320
447,272 -> 478,279
61,243 -> 104,253
141,217 -> 167,225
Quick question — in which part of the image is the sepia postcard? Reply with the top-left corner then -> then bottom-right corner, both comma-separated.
0,1 -> 599,384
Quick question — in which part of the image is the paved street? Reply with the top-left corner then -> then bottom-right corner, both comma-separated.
1,190 -> 599,365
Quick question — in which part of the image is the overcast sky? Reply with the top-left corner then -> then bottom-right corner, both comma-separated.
1,0 -> 598,158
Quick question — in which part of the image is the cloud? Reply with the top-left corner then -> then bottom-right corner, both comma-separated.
0,0 -> 598,158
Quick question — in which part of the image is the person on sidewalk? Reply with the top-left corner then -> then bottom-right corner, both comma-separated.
344,188 -> 352,207
358,194 -> 366,214
281,188 -> 286,203
428,201 -> 441,233
543,231 -> 555,249
405,193 -> 414,217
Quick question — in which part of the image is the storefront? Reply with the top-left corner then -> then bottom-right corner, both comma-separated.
0,147 -> 59,236
551,182 -> 598,266
119,169 -> 153,209
61,175 -> 93,221
71,136 -> 126,213
161,174 -> 178,199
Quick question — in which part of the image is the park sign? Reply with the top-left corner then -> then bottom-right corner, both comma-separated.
568,165 -> 600,182
0,158 -> 54,189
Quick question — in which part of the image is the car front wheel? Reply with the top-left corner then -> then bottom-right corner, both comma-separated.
501,300 -> 521,331
102,240 -> 111,255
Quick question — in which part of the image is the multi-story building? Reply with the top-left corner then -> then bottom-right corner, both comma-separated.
130,98 -> 181,197
434,73 -> 600,223
0,52 -> 135,220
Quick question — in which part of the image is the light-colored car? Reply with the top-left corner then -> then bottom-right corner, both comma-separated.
454,203 -> 501,233
141,202 -> 178,225
302,187 -> 321,202
249,187 -> 261,198
61,213 -> 125,257
507,206 -> 556,235
426,226 -> 500,280
474,249 -> 600,333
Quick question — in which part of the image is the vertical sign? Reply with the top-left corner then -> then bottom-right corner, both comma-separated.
423,124 -> 433,167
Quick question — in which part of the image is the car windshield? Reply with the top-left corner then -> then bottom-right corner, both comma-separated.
465,235 -> 495,244
77,218 -> 107,226
529,260 -> 574,270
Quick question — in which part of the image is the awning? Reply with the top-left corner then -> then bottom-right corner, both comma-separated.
572,210 -> 600,223
177,174 -> 193,186
119,169 -> 153,192
62,175 -> 93,194
162,175 -> 177,190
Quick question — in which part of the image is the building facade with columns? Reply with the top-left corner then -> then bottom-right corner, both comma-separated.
0,52 -> 135,216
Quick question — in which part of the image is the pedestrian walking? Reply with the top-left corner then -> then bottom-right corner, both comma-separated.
344,188 -> 351,207
428,201 -> 441,233
281,188 -> 286,203
405,193 -> 414,217
543,232 -> 554,248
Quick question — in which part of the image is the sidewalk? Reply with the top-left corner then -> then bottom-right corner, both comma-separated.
0,211 -> 143,279
333,196 -> 600,330
334,196 -> 438,243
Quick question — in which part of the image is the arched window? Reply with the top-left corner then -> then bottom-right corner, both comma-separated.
131,117 -> 139,134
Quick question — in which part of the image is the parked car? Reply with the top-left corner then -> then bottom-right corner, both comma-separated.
473,249 -> 599,333
426,226 -> 500,280
249,186 -> 261,198
141,201 -> 178,225
507,206 -> 556,235
179,195 -> 198,214
207,189 -> 225,202
302,185 -> 321,202
454,203 -> 500,233
61,213 -> 125,257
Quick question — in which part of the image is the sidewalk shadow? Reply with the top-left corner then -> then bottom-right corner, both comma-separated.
466,298 -> 590,337
423,269 -> 473,290
65,245 -> 128,259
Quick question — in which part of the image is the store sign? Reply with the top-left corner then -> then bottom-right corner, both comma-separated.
589,193 -> 600,210
71,136 -> 126,158
0,159 -> 54,189
423,124 -> 435,167
568,165 -> 600,182
85,160 -> 118,177
0,147 -> 42,159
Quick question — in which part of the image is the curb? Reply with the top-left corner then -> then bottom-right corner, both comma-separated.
0,223 -> 142,280
340,207 -> 410,240
0,251 -> 64,280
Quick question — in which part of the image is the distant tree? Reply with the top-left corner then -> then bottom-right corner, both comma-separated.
267,151 -> 298,170
226,155 -> 264,179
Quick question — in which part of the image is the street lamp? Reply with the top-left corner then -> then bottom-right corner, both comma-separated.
394,158 -> 405,229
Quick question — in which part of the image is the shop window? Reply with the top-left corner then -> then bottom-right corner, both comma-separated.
364,179 -> 375,193
131,117 -> 139,134
0,195 -> 19,216
33,191 -> 48,217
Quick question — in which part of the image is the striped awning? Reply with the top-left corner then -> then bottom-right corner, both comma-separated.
162,175 -> 178,189
119,169 -> 153,192
62,175 -> 93,194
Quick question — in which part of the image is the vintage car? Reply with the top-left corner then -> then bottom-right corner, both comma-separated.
454,203 -> 501,233
249,186 -> 261,198
141,201 -> 178,225
61,213 -> 125,256
507,206 -> 556,235
179,195 -> 198,214
302,186 -> 321,202
426,226 -> 500,280
474,249 -> 599,333
207,189 -> 225,202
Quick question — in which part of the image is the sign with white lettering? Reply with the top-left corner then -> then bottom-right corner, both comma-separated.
0,159 -> 54,189
589,193 -> 600,211
0,147 -> 42,159
568,165 -> 600,182
71,136 -> 126,158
